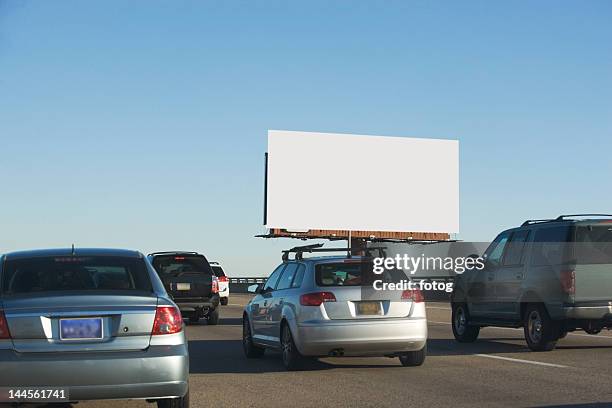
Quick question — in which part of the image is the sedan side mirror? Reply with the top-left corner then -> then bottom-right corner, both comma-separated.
247,284 -> 261,294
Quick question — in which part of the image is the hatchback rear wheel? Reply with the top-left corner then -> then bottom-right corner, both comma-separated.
157,388 -> 189,408
399,345 -> 426,367
281,323 -> 304,370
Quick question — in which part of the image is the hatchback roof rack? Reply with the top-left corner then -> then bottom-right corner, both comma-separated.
555,214 -> 612,220
281,244 -> 386,261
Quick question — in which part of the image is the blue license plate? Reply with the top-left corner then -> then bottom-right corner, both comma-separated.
60,318 -> 103,340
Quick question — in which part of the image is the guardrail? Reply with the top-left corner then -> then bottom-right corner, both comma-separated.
229,277 -> 266,293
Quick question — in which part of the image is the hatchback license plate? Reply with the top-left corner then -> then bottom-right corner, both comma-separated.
356,302 -> 381,315
60,318 -> 103,340
176,283 -> 191,290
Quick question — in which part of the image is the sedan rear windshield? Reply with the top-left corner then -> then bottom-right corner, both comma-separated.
2,256 -> 152,295
152,255 -> 213,276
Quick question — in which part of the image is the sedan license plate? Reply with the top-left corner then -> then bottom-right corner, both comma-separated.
60,318 -> 103,340
356,301 -> 381,315
176,283 -> 191,291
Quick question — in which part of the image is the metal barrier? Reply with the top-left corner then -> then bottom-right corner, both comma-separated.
229,277 -> 266,293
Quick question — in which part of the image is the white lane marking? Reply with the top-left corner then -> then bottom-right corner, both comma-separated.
474,353 -> 568,368
428,320 -> 612,339
427,306 -> 452,310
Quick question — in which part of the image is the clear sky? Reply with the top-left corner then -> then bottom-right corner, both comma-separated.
1,1 -> 611,276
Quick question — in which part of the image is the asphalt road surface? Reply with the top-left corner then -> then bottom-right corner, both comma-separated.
72,294 -> 612,408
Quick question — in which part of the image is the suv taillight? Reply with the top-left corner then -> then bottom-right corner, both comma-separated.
560,269 -> 576,295
218,276 -> 228,283
0,311 -> 11,339
152,306 -> 183,335
212,276 -> 219,294
300,292 -> 336,306
401,289 -> 424,303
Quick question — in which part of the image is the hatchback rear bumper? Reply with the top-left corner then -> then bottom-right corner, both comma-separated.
0,344 -> 189,401
295,317 -> 427,356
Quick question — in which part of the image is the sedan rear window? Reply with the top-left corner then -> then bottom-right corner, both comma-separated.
2,256 -> 152,295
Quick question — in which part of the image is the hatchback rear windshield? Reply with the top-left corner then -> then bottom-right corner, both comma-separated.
574,225 -> 612,264
2,256 -> 152,295
316,262 -> 373,286
152,255 -> 213,276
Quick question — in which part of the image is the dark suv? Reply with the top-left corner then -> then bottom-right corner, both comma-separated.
148,251 -> 220,325
452,214 -> 612,351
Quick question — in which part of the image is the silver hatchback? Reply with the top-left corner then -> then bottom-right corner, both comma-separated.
0,248 -> 189,407
242,254 -> 427,370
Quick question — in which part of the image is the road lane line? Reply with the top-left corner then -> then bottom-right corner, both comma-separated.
427,306 -> 452,310
474,354 -> 568,368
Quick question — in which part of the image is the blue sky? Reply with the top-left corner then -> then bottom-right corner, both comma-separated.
1,1 -> 611,276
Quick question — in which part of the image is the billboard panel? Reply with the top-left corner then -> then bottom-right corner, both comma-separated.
265,130 -> 459,234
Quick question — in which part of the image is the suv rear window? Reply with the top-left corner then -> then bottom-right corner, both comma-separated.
2,256 -> 152,295
152,255 -> 213,276
211,265 -> 225,278
574,225 -> 612,264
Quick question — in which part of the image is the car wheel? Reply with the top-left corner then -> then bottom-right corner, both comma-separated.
451,303 -> 480,342
399,345 -> 426,367
281,323 -> 303,371
157,388 -> 189,408
206,308 -> 219,325
523,303 -> 559,351
220,297 -> 228,306
242,316 -> 265,358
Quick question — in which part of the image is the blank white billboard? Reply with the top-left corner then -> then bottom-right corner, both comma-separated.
265,130 -> 459,233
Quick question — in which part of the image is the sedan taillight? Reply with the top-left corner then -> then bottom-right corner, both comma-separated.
152,306 -> 183,335
300,292 -> 336,306
0,311 -> 11,339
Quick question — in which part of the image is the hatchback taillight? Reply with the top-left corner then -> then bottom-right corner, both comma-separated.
560,269 -> 576,295
0,311 -> 11,339
212,276 -> 219,294
300,292 -> 336,306
152,306 -> 183,335
401,289 -> 424,303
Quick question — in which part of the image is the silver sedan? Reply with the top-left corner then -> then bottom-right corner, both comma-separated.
242,255 -> 427,370
0,248 -> 189,407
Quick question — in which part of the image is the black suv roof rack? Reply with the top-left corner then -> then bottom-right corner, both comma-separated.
281,244 -> 386,261
555,214 -> 612,220
521,219 -> 557,227
521,214 -> 612,227
148,251 -> 201,256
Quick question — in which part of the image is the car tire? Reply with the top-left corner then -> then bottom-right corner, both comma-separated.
281,323 -> 304,371
157,388 -> 189,408
242,316 -> 265,358
220,297 -> 228,306
399,345 -> 426,367
206,308 -> 219,325
523,303 -> 559,352
451,303 -> 480,342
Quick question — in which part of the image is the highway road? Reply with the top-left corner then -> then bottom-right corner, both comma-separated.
76,293 -> 612,408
